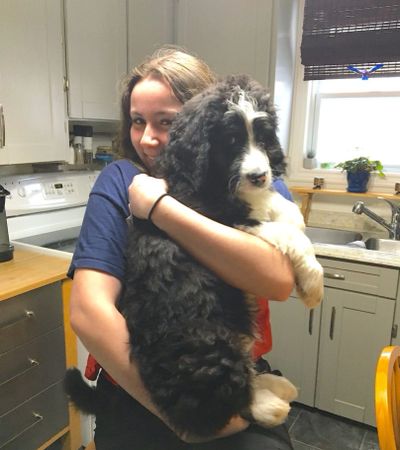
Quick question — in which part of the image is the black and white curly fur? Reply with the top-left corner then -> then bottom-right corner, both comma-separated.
65,74 -> 323,437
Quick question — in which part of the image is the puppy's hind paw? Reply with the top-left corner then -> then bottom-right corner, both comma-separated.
254,374 -> 298,403
250,390 -> 291,427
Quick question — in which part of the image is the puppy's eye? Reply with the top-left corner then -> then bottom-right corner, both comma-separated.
257,140 -> 267,149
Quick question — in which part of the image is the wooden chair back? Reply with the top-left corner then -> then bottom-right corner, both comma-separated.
375,345 -> 400,450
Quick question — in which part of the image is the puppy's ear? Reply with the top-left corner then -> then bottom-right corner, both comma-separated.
264,108 -> 287,177
157,93 -> 223,193
256,91 -> 287,177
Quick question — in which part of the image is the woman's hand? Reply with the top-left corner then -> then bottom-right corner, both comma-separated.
215,415 -> 250,439
128,174 -> 168,219
129,173 -> 294,299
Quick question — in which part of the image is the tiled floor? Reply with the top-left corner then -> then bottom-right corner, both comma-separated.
287,403 -> 379,450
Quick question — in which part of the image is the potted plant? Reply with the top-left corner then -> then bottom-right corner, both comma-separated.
303,148 -> 317,169
335,157 -> 385,193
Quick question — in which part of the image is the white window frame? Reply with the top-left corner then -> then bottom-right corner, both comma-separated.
308,90 -> 400,168
286,0 -> 400,193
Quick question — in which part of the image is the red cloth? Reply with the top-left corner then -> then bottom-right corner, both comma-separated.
85,353 -> 117,385
252,298 -> 272,360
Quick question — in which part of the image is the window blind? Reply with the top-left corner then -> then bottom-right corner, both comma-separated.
301,0 -> 400,80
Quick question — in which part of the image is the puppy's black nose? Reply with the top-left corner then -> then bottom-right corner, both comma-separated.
247,172 -> 267,187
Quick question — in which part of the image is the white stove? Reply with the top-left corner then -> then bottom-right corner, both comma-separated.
6,171 -> 97,245
4,170 -> 99,445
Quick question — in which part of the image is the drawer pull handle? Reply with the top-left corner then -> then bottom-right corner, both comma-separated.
1,357 -> 40,386
308,309 -> 314,335
324,272 -> 345,280
329,307 -> 336,340
32,412 -> 44,422
2,412 -> 44,447
0,310 -> 35,330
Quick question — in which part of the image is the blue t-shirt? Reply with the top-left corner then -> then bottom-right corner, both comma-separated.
68,160 -> 292,280
68,160 -> 141,280
272,177 -> 293,202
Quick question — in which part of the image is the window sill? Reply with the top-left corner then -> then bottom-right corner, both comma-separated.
290,186 -> 400,223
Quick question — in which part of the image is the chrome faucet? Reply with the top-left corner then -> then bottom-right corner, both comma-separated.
352,198 -> 400,240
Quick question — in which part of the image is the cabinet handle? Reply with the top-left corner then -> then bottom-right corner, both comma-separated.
0,310 -> 35,330
324,272 -> 345,280
3,412 -> 44,447
1,358 -> 40,386
308,309 -> 314,335
63,76 -> 69,92
0,104 -> 5,148
329,307 -> 336,340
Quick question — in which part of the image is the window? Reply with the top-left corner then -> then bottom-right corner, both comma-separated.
306,77 -> 400,172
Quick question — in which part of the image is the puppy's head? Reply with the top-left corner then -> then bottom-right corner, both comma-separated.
157,75 -> 286,202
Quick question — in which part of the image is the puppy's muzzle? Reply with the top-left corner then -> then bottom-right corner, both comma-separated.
247,171 -> 267,187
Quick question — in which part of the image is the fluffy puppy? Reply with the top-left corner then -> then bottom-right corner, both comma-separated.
65,74 -> 323,438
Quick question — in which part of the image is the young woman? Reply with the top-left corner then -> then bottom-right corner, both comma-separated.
68,47 -> 295,450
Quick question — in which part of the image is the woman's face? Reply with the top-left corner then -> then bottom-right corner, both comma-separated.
130,76 -> 182,170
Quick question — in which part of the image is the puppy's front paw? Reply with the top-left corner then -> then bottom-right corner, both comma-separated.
236,221 -> 324,308
296,258 -> 324,308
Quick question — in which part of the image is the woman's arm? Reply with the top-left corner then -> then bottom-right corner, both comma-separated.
69,268 -> 249,441
69,269 -> 160,415
129,174 -> 295,300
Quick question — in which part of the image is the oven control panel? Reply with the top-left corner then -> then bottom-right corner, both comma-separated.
43,181 -> 76,198
4,172 -> 99,216
16,180 -> 77,200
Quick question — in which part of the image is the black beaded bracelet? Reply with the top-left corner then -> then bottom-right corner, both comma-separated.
148,193 -> 170,223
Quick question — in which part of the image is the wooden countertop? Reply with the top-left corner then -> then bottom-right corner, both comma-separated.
0,243 -> 71,302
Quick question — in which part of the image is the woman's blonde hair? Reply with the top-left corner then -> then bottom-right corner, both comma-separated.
118,47 -> 216,162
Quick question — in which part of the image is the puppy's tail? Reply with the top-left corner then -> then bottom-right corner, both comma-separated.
64,368 -> 103,415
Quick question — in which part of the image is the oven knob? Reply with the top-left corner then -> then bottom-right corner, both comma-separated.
18,186 -> 26,197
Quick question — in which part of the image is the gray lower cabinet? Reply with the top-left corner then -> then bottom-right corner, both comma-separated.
316,287 -> 395,426
268,257 -> 399,427
0,282 -> 68,449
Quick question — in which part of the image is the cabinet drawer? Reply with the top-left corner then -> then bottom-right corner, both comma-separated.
0,282 -> 62,354
0,327 -> 66,415
320,258 -> 399,299
0,380 -> 68,450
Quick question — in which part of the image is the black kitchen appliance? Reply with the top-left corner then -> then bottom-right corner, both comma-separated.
0,184 -> 14,262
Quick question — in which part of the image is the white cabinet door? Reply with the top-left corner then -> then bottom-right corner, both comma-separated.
65,0 -> 127,120
316,287 -> 395,426
268,295 -> 321,407
175,0 -> 274,86
127,0 -> 174,70
0,0 -> 68,165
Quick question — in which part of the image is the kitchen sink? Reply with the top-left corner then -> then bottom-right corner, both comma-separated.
305,226 -> 363,245
364,238 -> 400,254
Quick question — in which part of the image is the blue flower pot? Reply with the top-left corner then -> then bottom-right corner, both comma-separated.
347,171 -> 370,193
